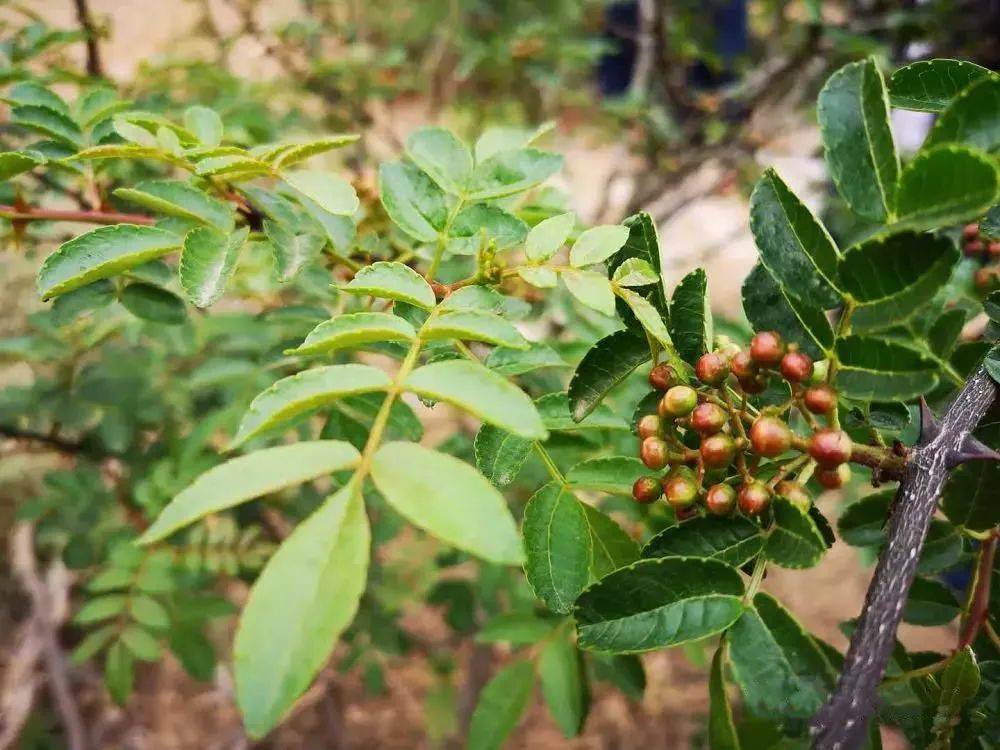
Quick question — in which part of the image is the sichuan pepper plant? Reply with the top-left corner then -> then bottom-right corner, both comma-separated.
4,52 -> 1000,749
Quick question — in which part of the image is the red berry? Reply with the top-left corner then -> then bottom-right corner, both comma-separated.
989,241 -> 1000,258
975,267 -> 997,291
637,414 -> 664,440
663,470 -> 699,509
749,416 -> 792,457
808,428 -> 852,468
738,374 -> 767,394
696,352 -> 730,386
648,363 -> 679,392
775,480 -> 811,512
730,350 -> 757,379
705,483 -> 737,516
780,351 -> 814,383
690,402 -> 727,435
965,239 -> 985,257
700,433 -> 736,468
749,331 -> 784,367
963,222 -> 980,240
803,384 -> 837,415
640,436 -> 670,470
632,476 -> 662,504
660,385 -> 698,418
738,481 -> 772,516
817,464 -> 851,489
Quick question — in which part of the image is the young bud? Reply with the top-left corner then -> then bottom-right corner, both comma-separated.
775,480 -> 811,512
705,483 -> 737,516
648,363 -> 679,392
700,433 -> 737,468
803,384 -> 837,415
808,428 -> 852,468
637,414 -> 664,440
660,385 -> 698,418
738,481 -> 772,516
640,436 -> 670,470
749,416 -> 792,457
817,463 -> 851,489
695,352 -> 731,386
632,476 -> 662,504
730,349 -> 758,379
690,402 -> 727,435
749,331 -> 784,367
806,359 -> 829,385
780,350 -> 814,383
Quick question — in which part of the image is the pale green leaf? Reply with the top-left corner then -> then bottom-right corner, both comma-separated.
467,660 -> 535,750
283,171 -> 359,216
288,312 -> 416,356
611,258 -> 658,287
183,106 -> 224,147
422,310 -> 529,349
518,266 -> 558,288
523,483 -> 593,614
405,127 -> 472,195
114,180 -> 234,232
179,227 -> 248,307
468,148 -> 562,200
617,288 -> 672,348
342,260 -> 436,309
539,635 -> 588,737
561,269 -> 616,316
569,224 -> 630,267
526,211 -> 575,262
378,161 -> 450,242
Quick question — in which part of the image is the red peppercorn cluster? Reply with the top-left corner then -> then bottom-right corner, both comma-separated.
631,331 -> 854,519
963,222 -> 1000,292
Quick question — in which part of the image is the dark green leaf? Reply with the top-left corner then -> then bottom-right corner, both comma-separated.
741,264 -> 834,358
467,660 -> 535,750
523,483 -> 593,614
669,268 -> 713,365
114,180 -> 234,232
894,146 -> 1000,232
567,330 -> 651,422
565,456 -> 646,496
709,646 -> 741,750
378,161 -> 450,242
179,227 -> 247,307
574,557 -> 744,653
468,148 -> 562,200
582,504 -> 639,578
120,283 -> 187,325
903,578 -> 960,627
889,59 -> 995,112
835,335 -> 939,401
942,419 -> 1000,532
474,424 -> 532,488
924,76 -> 1000,152
818,59 -> 899,222
539,634 -> 589,738
642,516 -> 763,568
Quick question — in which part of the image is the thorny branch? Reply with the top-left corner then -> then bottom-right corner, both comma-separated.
810,366 -> 1000,749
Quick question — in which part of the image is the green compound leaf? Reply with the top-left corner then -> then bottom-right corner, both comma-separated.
526,211 -> 575,262
669,267 -> 713,365
119,283 -> 187,325
12,105 -> 83,145
474,423 -> 532,488
263,219 -> 326,282
288,312 -> 417,356
889,59 -> 996,112
741,264 -> 834,359
371,441 -> 523,565
568,330 -> 652,422
641,516 -> 763,568
839,232 -> 959,332
522,483 -> 593,614
762,498 -> 827,569
235,485 -> 369,738
834,335 -> 939,401
0,150 -> 45,179
405,126 -> 472,195
467,660 -> 535,750
229,364 -> 391,449
342,260 -> 437,309
728,593 -> 834,720
893,145 -> 1000,233
179,227 -> 248,308
404,359 -> 546,439
140,440 -> 360,543
749,168 -> 842,308
114,180 -> 234,232
37,224 -> 181,300
378,160 -> 450,242
566,456 -> 647,496
709,646 -> 741,750
467,148 -> 563,200
422,310 -> 529,349
574,557 -> 744,653
539,633 -> 589,738
449,204 -> 527,255
282,170 -> 359,216
818,59 -> 899,222
924,76 -> 1000,152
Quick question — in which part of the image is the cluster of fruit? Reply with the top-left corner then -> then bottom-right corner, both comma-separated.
964,222 -> 1000,291
631,331 -> 853,519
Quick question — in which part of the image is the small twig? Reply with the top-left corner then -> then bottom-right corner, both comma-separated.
0,426 -> 89,455
958,531 -> 998,649
10,524 -> 87,750
72,0 -> 103,78
0,205 -> 154,226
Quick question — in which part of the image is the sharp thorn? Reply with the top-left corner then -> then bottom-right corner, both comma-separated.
946,434 -> 1000,468
919,397 -> 941,445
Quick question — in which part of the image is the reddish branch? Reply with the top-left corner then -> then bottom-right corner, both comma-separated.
0,205 -> 154,226
810,367 -> 1000,749
959,532 -> 999,649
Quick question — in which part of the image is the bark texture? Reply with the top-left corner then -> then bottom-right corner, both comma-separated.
810,366 -> 999,749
